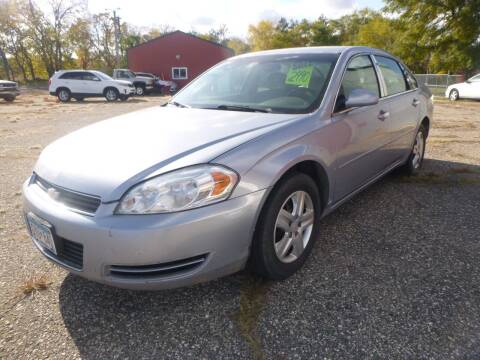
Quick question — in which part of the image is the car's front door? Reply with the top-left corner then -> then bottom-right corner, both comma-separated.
81,72 -> 103,94
463,75 -> 480,99
373,56 -> 420,164
332,55 -> 391,202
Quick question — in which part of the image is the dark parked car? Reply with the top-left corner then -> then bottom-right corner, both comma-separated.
0,80 -> 20,102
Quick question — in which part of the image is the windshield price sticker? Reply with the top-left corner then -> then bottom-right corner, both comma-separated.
285,65 -> 313,87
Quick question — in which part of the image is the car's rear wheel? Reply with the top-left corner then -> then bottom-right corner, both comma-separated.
250,172 -> 321,280
57,88 -> 71,102
398,124 -> 427,176
105,88 -> 119,102
135,85 -> 146,96
449,89 -> 459,101
4,95 -> 15,102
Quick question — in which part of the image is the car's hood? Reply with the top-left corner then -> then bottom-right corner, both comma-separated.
0,80 -> 16,86
114,79 -> 132,86
35,106 -> 300,201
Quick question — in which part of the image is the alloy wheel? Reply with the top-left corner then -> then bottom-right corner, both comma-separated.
273,191 -> 315,263
59,90 -> 69,101
449,90 -> 459,101
412,130 -> 425,169
136,86 -> 144,96
106,89 -> 117,101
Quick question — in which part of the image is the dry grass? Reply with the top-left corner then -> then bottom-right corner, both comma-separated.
19,274 -> 52,296
234,277 -> 270,360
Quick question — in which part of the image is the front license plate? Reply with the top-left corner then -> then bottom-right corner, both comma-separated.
26,213 -> 56,255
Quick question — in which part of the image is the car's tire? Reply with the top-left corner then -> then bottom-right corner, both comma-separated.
57,88 -> 71,102
398,124 -> 427,176
4,95 -> 15,102
135,85 -> 145,96
250,172 -> 322,280
119,94 -> 129,101
449,89 -> 459,101
74,97 -> 84,102
104,88 -> 119,102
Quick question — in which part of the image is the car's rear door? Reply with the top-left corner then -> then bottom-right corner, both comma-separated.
60,72 -> 82,93
332,54 -> 391,202
373,56 -> 420,164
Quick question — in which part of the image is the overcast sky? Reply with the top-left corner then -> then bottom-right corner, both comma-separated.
85,0 -> 384,38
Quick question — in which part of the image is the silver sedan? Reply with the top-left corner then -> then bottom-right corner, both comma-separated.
23,46 -> 433,290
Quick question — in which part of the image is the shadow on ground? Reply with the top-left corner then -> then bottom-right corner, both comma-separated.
59,159 -> 480,359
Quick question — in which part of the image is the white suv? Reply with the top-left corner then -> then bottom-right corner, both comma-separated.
49,70 -> 135,102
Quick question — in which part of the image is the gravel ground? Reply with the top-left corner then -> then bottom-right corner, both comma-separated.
0,91 -> 479,359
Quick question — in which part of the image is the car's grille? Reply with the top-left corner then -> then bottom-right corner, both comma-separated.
109,254 -> 208,278
0,83 -> 16,88
41,237 -> 84,270
33,174 -> 101,216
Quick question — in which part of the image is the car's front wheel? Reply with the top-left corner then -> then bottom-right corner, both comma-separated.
105,88 -> 119,102
4,95 -> 15,102
135,85 -> 145,96
250,172 -> 321,280
119,94 -> 129,101
449,89 -> 459,101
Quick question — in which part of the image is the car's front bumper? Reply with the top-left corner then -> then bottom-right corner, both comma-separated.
22,177 -> 265,290
122,87 -> 136,95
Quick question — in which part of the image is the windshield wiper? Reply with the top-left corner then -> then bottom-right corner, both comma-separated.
214,104 -> 271,113
166,101 -> 189,108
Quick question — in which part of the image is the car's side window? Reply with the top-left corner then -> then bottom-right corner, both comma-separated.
469,74 -> 480,82
399,63 -> 418,90
335,55 -> 380,112
82,72 -> 99,81
375,56 -> 408,95
60,72 -> 79,80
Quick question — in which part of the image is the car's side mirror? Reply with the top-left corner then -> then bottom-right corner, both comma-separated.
466,80 -> 471,84
344,88 -> 379,109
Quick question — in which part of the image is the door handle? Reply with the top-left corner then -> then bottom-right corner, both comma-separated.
412,99 -> 420,107
377,110 -> 390,121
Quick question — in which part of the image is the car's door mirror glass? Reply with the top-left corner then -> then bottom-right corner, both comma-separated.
344,88 -> 379,109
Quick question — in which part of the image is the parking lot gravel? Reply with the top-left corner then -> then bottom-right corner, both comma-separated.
1,91 -> 479,359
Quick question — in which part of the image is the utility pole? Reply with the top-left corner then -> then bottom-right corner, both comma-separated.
113,9 -> 121,66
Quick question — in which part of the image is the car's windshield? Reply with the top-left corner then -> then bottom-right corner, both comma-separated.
95,71 -> 113,81
172,53 -> 339,114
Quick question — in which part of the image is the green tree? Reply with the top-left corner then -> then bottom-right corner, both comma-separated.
385,0 -> 480,73
226,37 -> 250,55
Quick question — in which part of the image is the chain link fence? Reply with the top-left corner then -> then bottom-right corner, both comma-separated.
415,74 -> 465,96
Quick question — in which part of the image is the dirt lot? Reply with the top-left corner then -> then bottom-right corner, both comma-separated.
0,90 -> 479,359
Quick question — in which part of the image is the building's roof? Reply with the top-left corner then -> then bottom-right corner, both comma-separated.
127,30 -> 234,54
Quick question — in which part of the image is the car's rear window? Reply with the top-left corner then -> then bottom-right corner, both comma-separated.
173,53 -> 339,114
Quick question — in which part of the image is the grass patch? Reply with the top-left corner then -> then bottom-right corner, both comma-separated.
19,274 -> 52,296
234,277 -> 270,360
396,170 -> 480,185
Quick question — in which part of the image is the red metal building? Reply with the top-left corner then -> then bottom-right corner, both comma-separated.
127,30 -> 234,88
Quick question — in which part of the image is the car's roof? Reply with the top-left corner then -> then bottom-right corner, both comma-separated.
56,69 -> 104,73
235,46 -> 393,59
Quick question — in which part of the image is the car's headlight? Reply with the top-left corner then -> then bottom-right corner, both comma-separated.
116,165 -> 238,214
